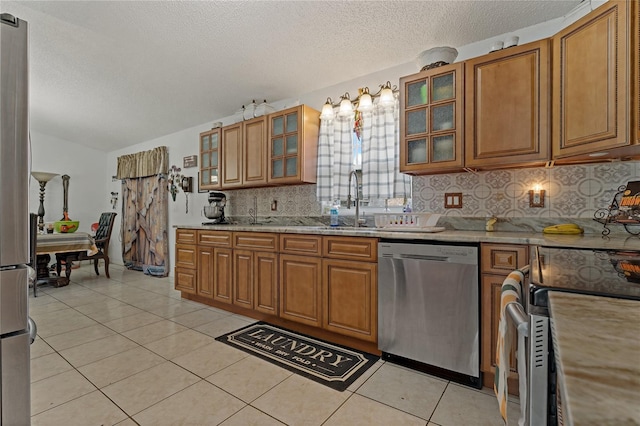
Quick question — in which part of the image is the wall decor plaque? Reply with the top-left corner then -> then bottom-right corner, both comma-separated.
183,155 -> 198,168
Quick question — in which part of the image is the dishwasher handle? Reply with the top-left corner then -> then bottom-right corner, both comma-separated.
381,253 -> 450,262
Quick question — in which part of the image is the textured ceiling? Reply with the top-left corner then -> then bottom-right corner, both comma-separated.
2,0 -> 581,152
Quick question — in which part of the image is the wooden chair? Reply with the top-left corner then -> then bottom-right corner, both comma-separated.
57,212 -> 117,278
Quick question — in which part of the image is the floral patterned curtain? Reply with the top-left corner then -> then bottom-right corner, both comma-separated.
118,147 -> 169,277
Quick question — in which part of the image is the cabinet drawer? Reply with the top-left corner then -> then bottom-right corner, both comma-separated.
280,234 -> 322,256
198,230 -> 232,246
174,267 -> 196,294
233,232 -> 278,251
175,244 -> 197,269
481,243 -> 528,274
323,236 -> 378,262
176,228 -> 197,244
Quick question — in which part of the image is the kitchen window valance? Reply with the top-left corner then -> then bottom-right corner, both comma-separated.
116,146 -> 168,179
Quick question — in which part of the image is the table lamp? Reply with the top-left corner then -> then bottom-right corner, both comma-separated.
31,171 -> 59,233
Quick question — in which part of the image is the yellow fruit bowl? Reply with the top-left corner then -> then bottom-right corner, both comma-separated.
54,220 -> 80,233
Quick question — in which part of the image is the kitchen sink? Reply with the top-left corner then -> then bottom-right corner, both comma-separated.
297,225 -> 375,232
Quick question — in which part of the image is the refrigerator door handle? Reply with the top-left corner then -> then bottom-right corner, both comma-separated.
27,317 -> 37,344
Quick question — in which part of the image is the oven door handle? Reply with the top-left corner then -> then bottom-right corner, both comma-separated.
506,302 -> 529,337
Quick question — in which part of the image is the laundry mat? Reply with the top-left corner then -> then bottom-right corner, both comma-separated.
216,322 -> 379,391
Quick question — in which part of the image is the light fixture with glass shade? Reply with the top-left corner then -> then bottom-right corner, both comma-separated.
320,81 -> 399,119
320,97 -> 336,120
338,93 -> 354,117
378,81 -> 396,106
356,87 -> 373,112
31,171 -> 59,233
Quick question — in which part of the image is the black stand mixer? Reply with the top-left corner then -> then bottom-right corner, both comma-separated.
203,191 -> 228,225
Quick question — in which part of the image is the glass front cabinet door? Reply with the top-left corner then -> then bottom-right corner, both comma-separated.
400,62 -> 464,174
199,128 -> 222,190
268,105 -> 319,185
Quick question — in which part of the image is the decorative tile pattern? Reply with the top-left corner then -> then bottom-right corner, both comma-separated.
413,161 -> 640,219
219,161 -> 639,223
226,185 -> 323,218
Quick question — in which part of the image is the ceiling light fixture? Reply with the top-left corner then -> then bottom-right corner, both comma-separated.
320,98 -> 335,120
338,93 -> 354,117
320,81 -> 399,120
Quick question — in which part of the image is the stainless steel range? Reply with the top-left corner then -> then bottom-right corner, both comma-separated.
515,246 -> 640,426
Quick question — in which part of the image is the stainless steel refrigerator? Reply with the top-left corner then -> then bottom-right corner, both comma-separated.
1,13 -> 32,425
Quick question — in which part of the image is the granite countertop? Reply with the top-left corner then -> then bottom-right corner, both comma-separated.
176,223 -> 640,251
548,292 -> 640,425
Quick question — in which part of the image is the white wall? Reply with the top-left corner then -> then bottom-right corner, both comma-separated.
30,131 -> 107,234
97,0 -> 606,272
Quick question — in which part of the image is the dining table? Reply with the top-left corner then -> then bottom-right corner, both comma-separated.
36,232 -> 98,288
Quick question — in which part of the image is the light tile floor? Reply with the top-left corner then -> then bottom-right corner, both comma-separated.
29,264 -> 520,426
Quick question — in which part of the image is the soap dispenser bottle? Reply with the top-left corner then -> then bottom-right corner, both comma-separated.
330,203 -> 339,227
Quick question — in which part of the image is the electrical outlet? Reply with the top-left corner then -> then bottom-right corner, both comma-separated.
444,193 -> 463,208
271,200 -> 278,211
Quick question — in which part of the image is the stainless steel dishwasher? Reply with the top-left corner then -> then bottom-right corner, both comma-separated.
378,240 -> 480,388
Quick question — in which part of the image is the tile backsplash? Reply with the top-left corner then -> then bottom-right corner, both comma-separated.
224,160 -> 639,230
412,160 -> 639,218
225,184 -> 323,218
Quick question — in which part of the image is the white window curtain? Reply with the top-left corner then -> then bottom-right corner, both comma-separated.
361,98 -> 411,199
316,98 -> 410,202
316,114 -> 354,201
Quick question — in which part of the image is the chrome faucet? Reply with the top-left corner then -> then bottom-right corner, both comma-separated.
347,170 -> 361,227
248,196 -> 258,225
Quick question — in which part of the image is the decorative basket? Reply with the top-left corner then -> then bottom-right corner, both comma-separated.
415,47 -> 458,71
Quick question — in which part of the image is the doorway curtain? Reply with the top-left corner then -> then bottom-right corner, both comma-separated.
116,146 -> 169,277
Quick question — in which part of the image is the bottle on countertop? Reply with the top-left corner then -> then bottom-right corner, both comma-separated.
330,204 -> 339,227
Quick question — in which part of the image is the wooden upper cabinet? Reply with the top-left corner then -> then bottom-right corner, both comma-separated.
465,40 -> 550,168
400,62 -> 465,174
199,128 -> 221,190
243,116 -> 268,186
221,123 -> 243,188
552,0 -> 635,159
268,105 -> 319,185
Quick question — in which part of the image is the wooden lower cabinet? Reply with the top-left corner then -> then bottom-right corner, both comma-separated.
279,254 -> 322,327
175,242 -> 197,294
481,274 -> 518,381
197,247 -> 214,298
197,246 -> 232,302
176,229 -> 379,353
480,243 -> 529,391
323,259 -> 377,342
233,249 -> 278,313
212,247 -> 233,304
254,251 -> 278,315
174,267 -> 196,294
233,249 -> 253,309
